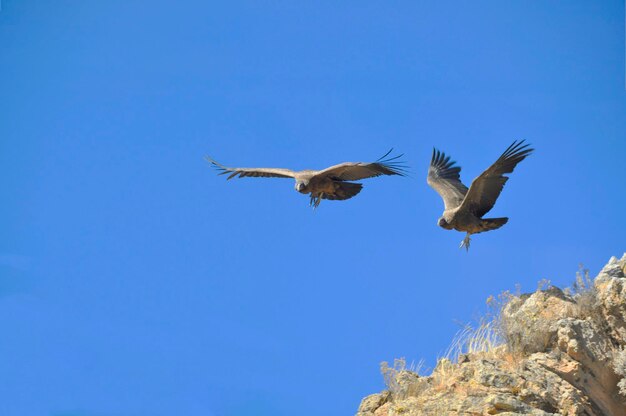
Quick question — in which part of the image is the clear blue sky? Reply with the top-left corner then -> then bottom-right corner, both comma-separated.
1,1 -> 625,415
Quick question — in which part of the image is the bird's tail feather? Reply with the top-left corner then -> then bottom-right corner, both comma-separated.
478,217 -> 508,233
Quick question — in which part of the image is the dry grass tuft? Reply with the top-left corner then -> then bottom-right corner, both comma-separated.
380,357 -> 407,395
444,319 -> 502,360
380,357 -> 427,400
431,316 -> 507,390
566,265 -> 600,320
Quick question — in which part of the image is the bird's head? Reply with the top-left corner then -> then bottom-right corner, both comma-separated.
295,181 -> 309,193
438,217 -> 453,230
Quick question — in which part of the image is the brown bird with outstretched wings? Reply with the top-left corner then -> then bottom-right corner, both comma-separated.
207,149 -> 407,208
427,140 -> 533,250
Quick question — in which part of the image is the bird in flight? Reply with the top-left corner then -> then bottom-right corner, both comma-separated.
206,149 -> 407,208
427,140 -> 533,250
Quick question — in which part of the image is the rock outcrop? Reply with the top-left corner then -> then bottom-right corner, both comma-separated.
357,254 -> 626,416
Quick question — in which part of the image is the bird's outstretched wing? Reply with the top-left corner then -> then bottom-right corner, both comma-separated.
205,157 -> 297,180
315,149 -> 408,181
459,140 -> 534,217
427,148 -> 468,210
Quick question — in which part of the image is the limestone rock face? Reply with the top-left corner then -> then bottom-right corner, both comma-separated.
357,254 -> 626,416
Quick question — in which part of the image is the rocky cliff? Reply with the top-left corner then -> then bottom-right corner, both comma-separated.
357,254 -> 626,416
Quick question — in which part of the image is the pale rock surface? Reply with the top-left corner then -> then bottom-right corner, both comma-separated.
357,254 -> 626,416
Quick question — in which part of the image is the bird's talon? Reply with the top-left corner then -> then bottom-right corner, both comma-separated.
459,235 -> 471,251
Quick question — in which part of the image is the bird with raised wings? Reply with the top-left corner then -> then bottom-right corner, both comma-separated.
427,140 -> 534,250
207,149 -> 407,208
